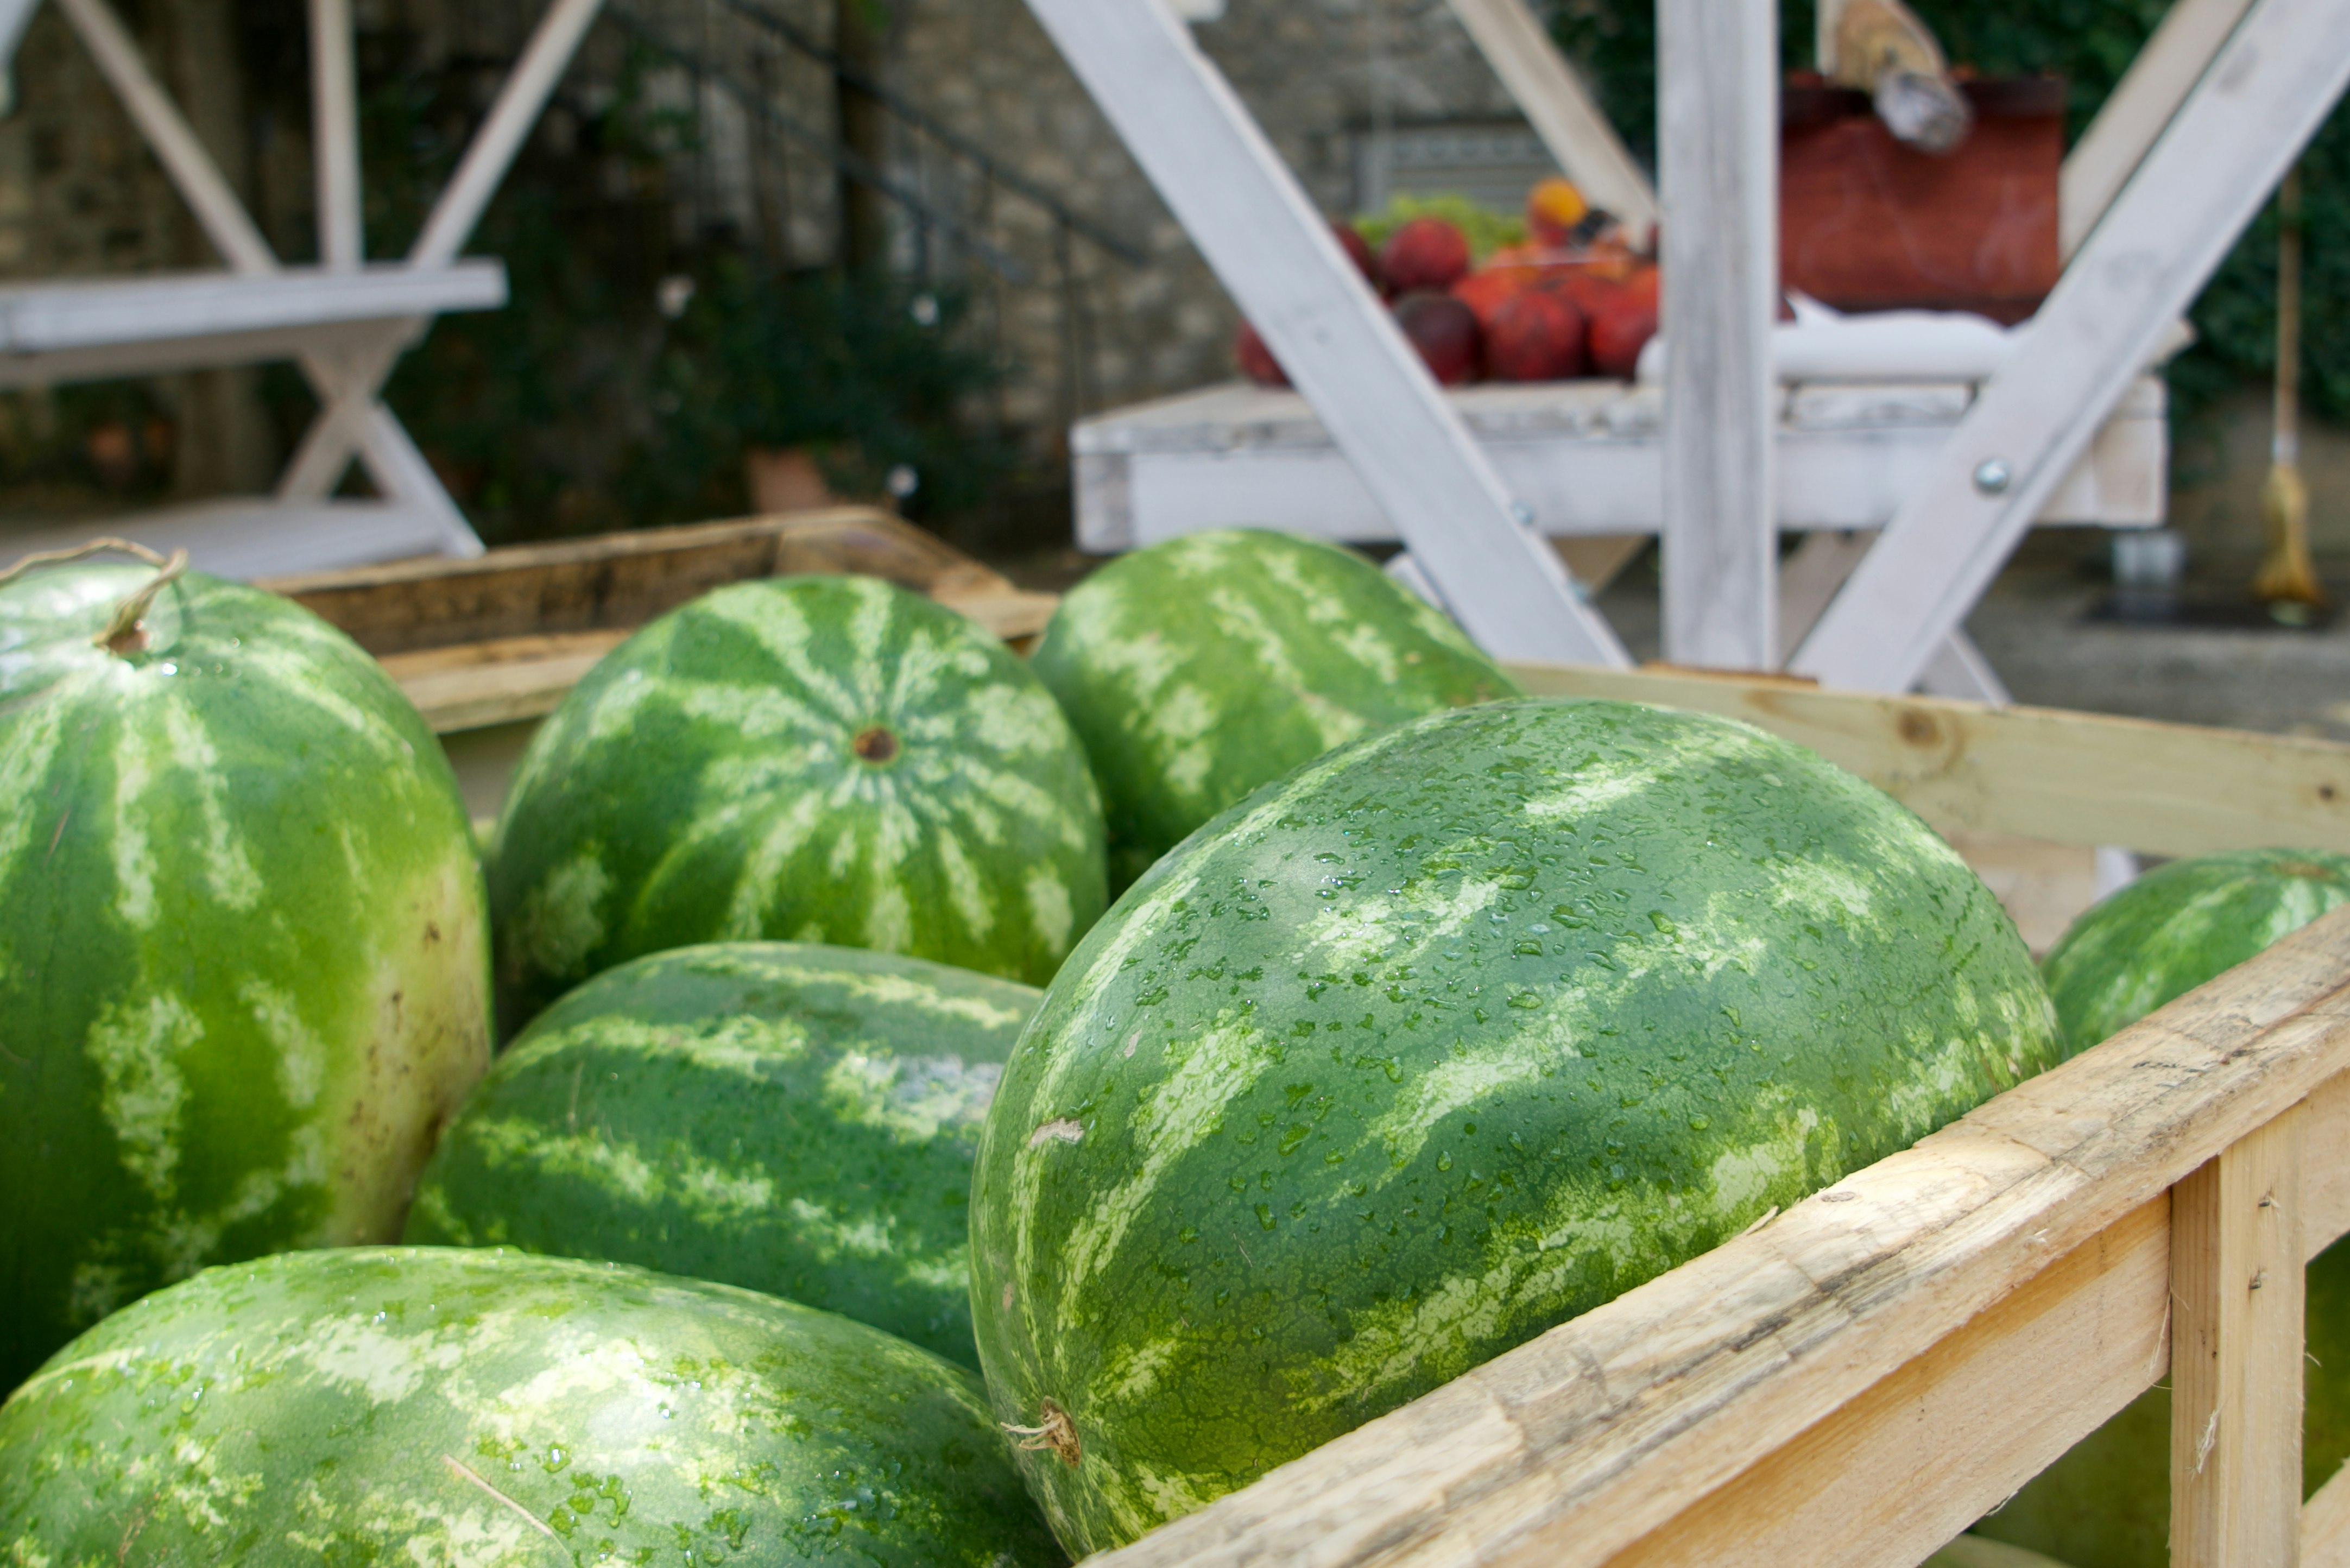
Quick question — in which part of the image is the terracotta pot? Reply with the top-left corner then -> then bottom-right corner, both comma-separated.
744,445 -> 848,515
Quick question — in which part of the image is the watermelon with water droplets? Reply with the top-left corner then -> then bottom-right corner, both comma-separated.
488,575 -> 1107,1029
2042,846 -> 2350,1049
969,697 -> 2060,1553
0,559 -> 490,1393
405,941 -> 1037,1366
0,1246 -> 1066,1565
1030,529 -> 1519,890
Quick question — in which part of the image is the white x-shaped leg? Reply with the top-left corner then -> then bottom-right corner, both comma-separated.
1793,0 -> 2350,692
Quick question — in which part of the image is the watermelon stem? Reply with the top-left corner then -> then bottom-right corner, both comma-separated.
851,725 -> 901,763
0,534 -> 173,587
92,549 -> 191,657
1002,1398 -> 1083,1466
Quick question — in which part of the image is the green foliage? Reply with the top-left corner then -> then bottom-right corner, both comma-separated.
1350,193 -> 1528,262
1547,0 -> 2350,429
655,261 -> 1013,517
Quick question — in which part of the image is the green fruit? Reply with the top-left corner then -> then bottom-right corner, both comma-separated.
488,575 -> 1107,1027
1970,1236 -> 2350,1568
0,1247 -> 1066,1566
969,697 -> 2060,1552
2043,848 -> 2350,1049
1031,529 -> 1519,889
0,559 -> 490,1394
405,941 -> 1037,1367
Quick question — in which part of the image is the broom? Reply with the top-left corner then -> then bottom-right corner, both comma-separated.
2254,164 -> 2326,615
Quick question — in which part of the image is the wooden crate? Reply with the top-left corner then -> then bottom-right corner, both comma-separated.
1084,662 -> 2350,1568
315,524 -> 2350,1564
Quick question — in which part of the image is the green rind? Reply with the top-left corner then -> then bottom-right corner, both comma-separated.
2042,848 -> 2350,1049
1971,1236 -> 2350,1568
488,575 -> 1108,1027
0,563 -> 491,1393
1030,529 -> 1521,890
405,941 -> 1039,1367
969,697 -> 2061,1553
0,1246 -> 1067,1566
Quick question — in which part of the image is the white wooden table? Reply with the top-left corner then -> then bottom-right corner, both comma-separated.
1073,375 -> 2165,551
0,0 -> 607,579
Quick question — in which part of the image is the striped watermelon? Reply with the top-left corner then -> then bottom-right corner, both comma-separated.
0,558 -> 490,1394
2042,847 -> 2350,1049
1030,529 -> 1519,890
969,697 -> 2060,1552
488,575 -> 1107,1028
405,941 -> 1037,1367
0,1247 -> 1066,1565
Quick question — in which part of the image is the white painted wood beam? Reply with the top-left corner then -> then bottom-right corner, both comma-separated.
55,0 -> 276,274
1021,0 -> 1628,665
1658,0 -> 1777,669
2061,0 -> 2256,260
410,0 -> 605,266
1443,0 -> 1659,236
1792,0 -> 2350,694
309,0 -> 363,269
0,0 -> 40,75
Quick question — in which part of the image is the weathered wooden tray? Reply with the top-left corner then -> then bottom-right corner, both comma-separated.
261,507 -> 1058,735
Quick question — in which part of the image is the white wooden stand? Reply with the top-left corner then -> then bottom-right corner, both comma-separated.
1034,0 -> 2350,698
0,0 -> 609,578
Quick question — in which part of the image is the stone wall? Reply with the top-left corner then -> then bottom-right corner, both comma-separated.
0,0 -> 1543,508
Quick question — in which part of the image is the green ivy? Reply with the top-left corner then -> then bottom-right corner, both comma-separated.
1549,0 -> 2350,437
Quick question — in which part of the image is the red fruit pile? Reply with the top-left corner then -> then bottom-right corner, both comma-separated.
1233,194 -> 1663,390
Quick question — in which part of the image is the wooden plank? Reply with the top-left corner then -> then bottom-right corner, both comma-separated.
0,496 -> 462,581
1791,0 -> 2350,693
382,630 -> 628,733
264,508 -> 1025,654
1502,661 -> 2350,858
309,0 -> 362,270
1601,1198 -> 2172,1568
2060,0 -> 2257,259
1085,910 -> 2350,1568
2305,1458 -> 2350,1567
1657,0 -> 1778,669
1021,0 -> 1628,666
1068,376 -> 2168,549
0,264 -> 504,354
54,0 -> 276,275
1442,0 -> 1660,236
2171,1109 -> 2305,1568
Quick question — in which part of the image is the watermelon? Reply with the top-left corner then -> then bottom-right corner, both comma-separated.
2042,847 -> 2350,1049
488,574 -> 1107,1028
1970,1236 -> 2350,1568
0,557 -> 490,1394
0,1246 -> 1066,1565
1030,529 -> 1520,890
405,941 -> 1037,1367
969,697 -> 2060,1552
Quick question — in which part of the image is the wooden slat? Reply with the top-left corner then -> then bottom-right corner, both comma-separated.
2060,0 -> 2257,258
1656,0 -> 1778,669
1602,1198 -> 2171,1568
263,507 -> 1036,655
1086,908 -> 2350,1568
1503,662 -> 2350,857
2305,1458 -> 2350,1567
2171,1109 -> 2305,1568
